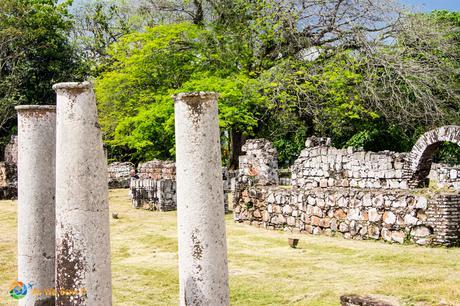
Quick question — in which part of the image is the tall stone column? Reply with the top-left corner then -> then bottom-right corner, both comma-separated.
16,105 -> 56,306
174,92 -> 229,306
53,82 -> 112,305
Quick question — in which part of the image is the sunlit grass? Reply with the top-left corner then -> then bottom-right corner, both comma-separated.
0,189 -> 459,305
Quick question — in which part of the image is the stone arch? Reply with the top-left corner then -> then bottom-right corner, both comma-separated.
407,125 -> 460,187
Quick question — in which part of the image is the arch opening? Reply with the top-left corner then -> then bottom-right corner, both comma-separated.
408,126 -> 460,188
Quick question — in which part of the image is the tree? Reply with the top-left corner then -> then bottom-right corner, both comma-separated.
94,1 -> 460,166
0,0 -> 81,152
95,23 -> 265,165
70,0 -> 148,75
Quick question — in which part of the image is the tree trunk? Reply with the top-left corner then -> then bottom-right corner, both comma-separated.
192,0 -> 204,25
229,129 -> 246,170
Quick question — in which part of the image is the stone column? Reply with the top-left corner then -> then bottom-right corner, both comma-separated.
16,105 -> 56,306
53,82 -> 112,305
174,92 -> 229,306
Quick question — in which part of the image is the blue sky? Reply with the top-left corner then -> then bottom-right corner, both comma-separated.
68,0 -> 460,13
403,0 -> 460,12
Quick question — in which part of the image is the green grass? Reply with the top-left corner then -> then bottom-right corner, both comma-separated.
1,189 -> 460,305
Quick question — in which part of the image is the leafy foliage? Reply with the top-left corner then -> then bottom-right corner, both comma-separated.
96,23 -> 266,163
2,0 -> 459,166
0,0 -> 81,152
95,3 -> 460,165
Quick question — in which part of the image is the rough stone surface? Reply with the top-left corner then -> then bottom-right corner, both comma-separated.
234,185 -> 459,245
340,294 -> 399,306
4,135 -> 18,166
428,163 -> 460,190
290,128 -> 460,192
239,139 -> 279,186
407,125 -> 460,188
130,178 -> 177,211
108,162 -> 135,188
129,166 -> 233,213
54,82 -> 112,305
16,105 -> 56,306
138,159 -> 176,180
174,92 -> 229,306
291,137 -> 410,190
0,135 -> 18,199
234,138 -> 460,247
0,161 -> 17,199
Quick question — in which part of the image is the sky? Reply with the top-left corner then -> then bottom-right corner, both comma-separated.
402,0 -> 460,12
67,0 -> 460,13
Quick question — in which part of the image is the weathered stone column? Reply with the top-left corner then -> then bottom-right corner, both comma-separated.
53,82 -> 112,305
174,92 -> 229,306
16,105 -> 56,306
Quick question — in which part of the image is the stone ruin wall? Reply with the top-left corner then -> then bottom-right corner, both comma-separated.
0,161 -> 17,199
290,135 -> 460,191
291,136 -> 411,190
108,159 -> 176,190
4,135 -> 17,165
238,139 -> 279,186
0,136 -> 18,199
138,159 -> 176,180
234,135 -> 460,246
428,163 -> 460,190
131,178 -> 177,211
234,185 -> 460,246
128,159 -> 234,212
130,160 -> 177,211
108,162 -> 135,188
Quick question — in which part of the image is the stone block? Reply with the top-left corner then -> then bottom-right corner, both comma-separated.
347,208 -> 361,221
381,228 -> 392,242
416,196 -> 428,210
282,205 -> 293,215
334,209 -> 347,220
368,208 -> 381,222
391,231 -> 405,244
383,211 -> 396,224
339,222 -> 349,233
403,214 -> 418,225
287,216 -> 296,226
368,225 -> 380,239
319,179 -> 328,188
411,226 -> 431,237
311,216 -> 321,226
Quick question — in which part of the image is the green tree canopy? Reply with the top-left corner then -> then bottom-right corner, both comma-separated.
96,23 -> 266,164
0,0 -> 81,150
95,3 -> 460,165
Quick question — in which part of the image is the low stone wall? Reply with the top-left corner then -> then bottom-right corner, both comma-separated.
108,162 -> 135,188
129,159 -> 177,211
233,185 -> 459,246
429,163 -> 460,190
130,179 -> 177,211
426,194 -> 460,245
275,163 -> 459,190
130,165 -> 233,213
138,160 -> 175,180
238,139 -> 279,186
4,135 -> 17,166
291,137 -> 410,190
0,162 -> 17,200
0,136 -> 18,199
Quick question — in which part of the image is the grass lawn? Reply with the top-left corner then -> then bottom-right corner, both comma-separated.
0,189 -> 459,305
